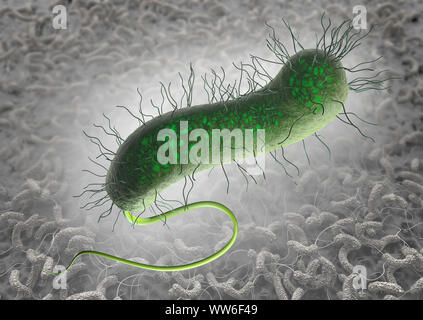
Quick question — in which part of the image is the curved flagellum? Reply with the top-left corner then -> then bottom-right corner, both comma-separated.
45,201 -> 237,273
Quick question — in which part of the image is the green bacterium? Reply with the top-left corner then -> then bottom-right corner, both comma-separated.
51,15 -> 395,275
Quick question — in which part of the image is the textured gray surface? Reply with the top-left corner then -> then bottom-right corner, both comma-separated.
0,0 -> 422,300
